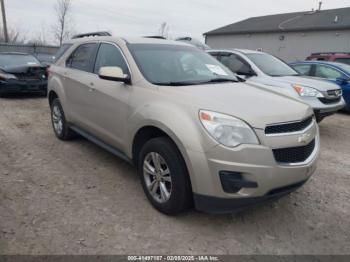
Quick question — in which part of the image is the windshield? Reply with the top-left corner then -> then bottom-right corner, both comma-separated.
246,53 -> 298,77
335,58 -> 350,66
0,54 -> 40,69
128,44 -> 237,85
337,63 -> 350,75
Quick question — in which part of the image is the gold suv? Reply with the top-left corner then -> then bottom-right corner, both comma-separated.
48,34 -> 319,214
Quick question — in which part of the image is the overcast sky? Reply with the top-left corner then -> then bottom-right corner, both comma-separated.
4,0 -> 350,44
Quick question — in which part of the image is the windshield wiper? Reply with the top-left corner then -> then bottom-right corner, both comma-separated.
201,78 -> 238,84
153,78 -> 238,86
153,81 -> 203,86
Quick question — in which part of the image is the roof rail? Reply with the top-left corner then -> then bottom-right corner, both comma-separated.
72,31 -> 112,39
176,37 -> 192,41
311,52 -> 350,55
143,36 -> 166,39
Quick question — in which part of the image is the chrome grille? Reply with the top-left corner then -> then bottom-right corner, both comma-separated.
265,116 -> 313,135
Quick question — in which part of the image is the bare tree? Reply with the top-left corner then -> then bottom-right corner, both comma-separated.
30,26 -> 50,45
52,0 -> 74,45
0,26 -> 26,43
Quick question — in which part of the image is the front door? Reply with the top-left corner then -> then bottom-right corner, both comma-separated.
86,43 -> 132,150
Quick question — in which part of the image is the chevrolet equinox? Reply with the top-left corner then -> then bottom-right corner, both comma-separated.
48,35 -> 319,214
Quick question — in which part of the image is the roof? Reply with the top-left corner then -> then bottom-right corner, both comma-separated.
204,7 -> 350,36
207,49 -> 264,54
64,36 -> 189,46
291,60 -> 350,68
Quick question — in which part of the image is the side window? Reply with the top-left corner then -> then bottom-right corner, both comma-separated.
335,58 -> 350,65
54,43 -> 73,63
66,43 -> 98,72
314,65 -> 345,79
94,43 -> 129,75
220,54 -> 250,74
208,52 -> 219,60
292,64 -> 312,76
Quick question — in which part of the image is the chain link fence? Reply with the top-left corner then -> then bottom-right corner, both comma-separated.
0,43 -> 59,55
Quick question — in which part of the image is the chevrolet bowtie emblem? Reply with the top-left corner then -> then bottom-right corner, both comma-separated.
298,133 -> 311,144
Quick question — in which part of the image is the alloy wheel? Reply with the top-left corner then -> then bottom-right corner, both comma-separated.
52,104 -> 63,135
143,152 -> 172,203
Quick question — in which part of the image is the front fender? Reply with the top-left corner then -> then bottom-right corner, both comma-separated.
125,102 -> 218,194
125,102 -> 218,158
48,68 -> 71,120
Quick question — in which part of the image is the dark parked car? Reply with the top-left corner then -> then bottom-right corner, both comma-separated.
35,53 -> 56,66
290,60 -> 350,112
0,52 -> 48,97
306,52 -> 350,65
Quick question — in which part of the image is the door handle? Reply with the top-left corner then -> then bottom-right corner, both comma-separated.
89,82 -> 95,92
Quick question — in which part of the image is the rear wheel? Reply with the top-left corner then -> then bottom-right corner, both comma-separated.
138,137 -> 192,215
50,98 -> 75,140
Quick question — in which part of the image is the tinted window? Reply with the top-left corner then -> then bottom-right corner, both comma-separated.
335,58 -> 350,66
94,43 -> 129,74
208,52 -> 219,60
54,44 -> 73,62
129,44 -> 236,85
314,65 -> 345,79
246,53 -> 298,77
220,54 -> 251,74
0,54 -> 40,68
292,64 -> 312,76
67,43 -> 97,72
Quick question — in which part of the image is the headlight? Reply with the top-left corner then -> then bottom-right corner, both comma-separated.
293,84 -> 324,97
199,110 -> 259,147
0,72 -> 17,80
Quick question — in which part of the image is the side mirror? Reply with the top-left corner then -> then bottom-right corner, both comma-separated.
98,66 -> 131,84
237,68 -> 256,77
336,77 -> 349,85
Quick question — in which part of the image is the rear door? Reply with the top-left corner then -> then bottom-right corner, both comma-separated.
291,64 -> 314,76
64,43 -> 99,130
313,64 -> 346,80
85,42 -> 132,150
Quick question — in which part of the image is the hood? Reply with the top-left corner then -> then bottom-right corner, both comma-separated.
162,81 -> 312,129
0,64 -> 46,74
271,75 -> 340,92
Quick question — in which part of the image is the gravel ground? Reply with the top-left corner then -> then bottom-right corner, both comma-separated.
0,96 -> 349,255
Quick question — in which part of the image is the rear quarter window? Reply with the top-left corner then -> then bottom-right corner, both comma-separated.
66,43 -> 98,72
54,44 -> 73,63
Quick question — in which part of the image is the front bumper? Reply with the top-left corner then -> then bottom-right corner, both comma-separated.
186,119 -> 319,213
302,96 -> 345,116
194,179 -> 307,214
0,80 -> 47,94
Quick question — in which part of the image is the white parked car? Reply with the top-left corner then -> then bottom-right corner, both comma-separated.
208,49 -> 345,122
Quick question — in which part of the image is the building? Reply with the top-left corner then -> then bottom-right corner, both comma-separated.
204,7 -> 350,62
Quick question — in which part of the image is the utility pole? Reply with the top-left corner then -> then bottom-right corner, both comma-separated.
0,0 -> 9,43
318,1 -> 323,11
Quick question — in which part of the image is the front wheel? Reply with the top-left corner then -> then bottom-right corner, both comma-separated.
50,98 -> 76,140
138,137 -> 192,215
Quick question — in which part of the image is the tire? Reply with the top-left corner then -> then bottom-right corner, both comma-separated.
314,112 -> 324,123
42,89 -> 48,97
50,98 -> 75,140
138,137 -> 193,215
